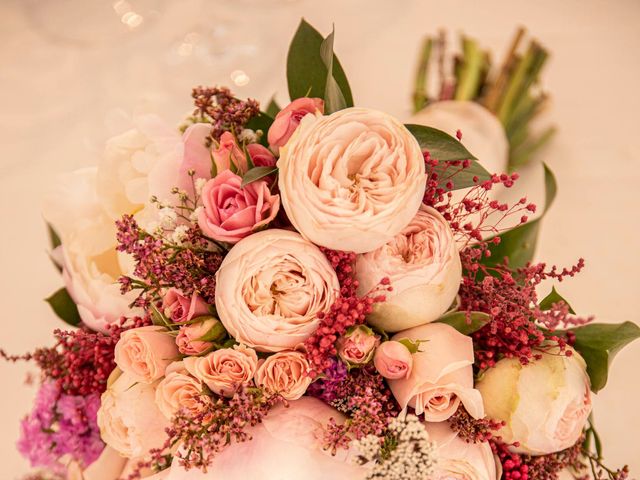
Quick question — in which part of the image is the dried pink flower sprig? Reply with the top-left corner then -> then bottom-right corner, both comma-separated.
125,387 -> 283,479
190,85 -> 260,141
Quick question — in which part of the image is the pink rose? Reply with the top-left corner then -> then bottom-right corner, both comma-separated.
267,97 -> 324,149
155,362 -> 210,419
373,341 -> 413,379
183,344 -> 258,397
215,229 -> 340,352
336,326 -> 380,366
175,318 -> 224,356
197,169 -> 280,243
277,107 -> 425,253
212,131 -> 249,174
254,350 -> 313,400
388,322 -> 484,422
162,288 -> 210,324
356,205 -> 462,332
114,326 -> 179,384
246,143 -> 277,167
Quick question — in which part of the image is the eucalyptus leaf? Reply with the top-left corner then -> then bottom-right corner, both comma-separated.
286,19 -> 353,106
567,321 -> 640,393
405,124 -> 477,161
435,311 -> 491,335
482,163 -> 556,270
539,286 -> 575,314
241,166 -> 279,188
45,288 -> 81,327
319,27 -> 347,113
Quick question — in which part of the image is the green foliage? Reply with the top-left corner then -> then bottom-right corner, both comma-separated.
45,288 -> 81,327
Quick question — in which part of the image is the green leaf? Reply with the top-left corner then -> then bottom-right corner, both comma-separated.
241,166 -> 279,188
405,124 -> 477,161
319,26 -> 347,113
435,311 -> 491,335
431,159 -> 492,191
45,288 -> 81,327
397,338 -> 425,354
482,163 -> 556,269
265,97 -> 281,118
286,19 -> 354,107
568,322 -> 640,393
47,223 -> 61,249
539,286 -> 575,314
245,111 -> 274,147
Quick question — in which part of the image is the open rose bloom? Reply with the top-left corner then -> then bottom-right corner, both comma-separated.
18,19 -> 638,480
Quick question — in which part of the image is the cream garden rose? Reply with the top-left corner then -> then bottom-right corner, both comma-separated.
254,350 -> 313,400
114,326 -> 179,384
155,362 -> 210,419
426,422 -> 500,480
356,204 -> 462,331
97,370 -> 170,459
183,344 -> 258,397
278,107 -> 426,253
388,322 -> 484,422
215,229 -> 340,352
476,345 -> 592,455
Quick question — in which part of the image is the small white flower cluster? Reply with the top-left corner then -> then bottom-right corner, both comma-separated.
194,177 -> 207,195
352,414 -> 438,480
171,225 -> 190,246
238,128 -> 260,144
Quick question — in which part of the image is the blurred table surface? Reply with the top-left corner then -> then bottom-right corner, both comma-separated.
1,0 -> 639,476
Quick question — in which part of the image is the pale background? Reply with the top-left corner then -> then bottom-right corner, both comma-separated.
1,0 -> 639,476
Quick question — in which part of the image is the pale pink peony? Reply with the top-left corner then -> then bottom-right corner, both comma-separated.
183,345 -> 258,397
476,345 -> 592,455
114,326 -> 179,384
164,397 -> 367,480
197,169 -> 280,243
356,204 -> 461,332
162,288 -> 210,324
267,97 -> 324,149
215,229 -> 339,352
175,318 -> 222,356
388,322 -> 484,422
427,422 -> 500,480
254,350 -> 313,400
277,107 -> 425,253
373,341 -> 413,380
155,362 -> 210,419
335,326 -> 380,366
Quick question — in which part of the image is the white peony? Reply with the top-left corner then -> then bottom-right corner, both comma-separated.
43,167 -> 141,332
475,346 -> 592,455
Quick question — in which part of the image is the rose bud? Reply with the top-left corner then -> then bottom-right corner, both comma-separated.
373,340 -> 413,379
476,345 -> 592,455
267,97 -> 324,149
114,326 -> 179,384
335,325 -> 380,367
162,288 -> 210,324
175,317 -> 226,356
246,143 -> 277,167
212,131 -> 249,174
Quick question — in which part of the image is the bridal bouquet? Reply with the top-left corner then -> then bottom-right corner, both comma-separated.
6,20 -> 638,480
